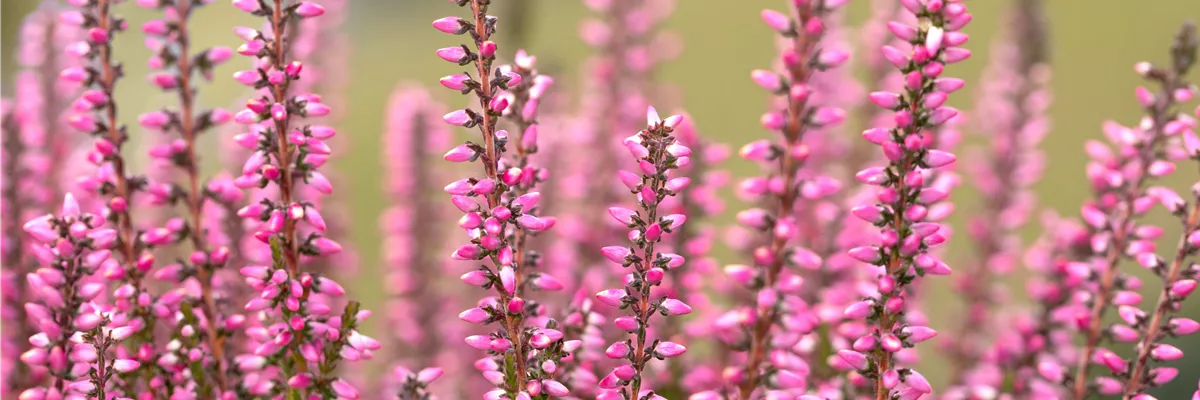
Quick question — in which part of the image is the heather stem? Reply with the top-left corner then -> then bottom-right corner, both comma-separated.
632,165 -> 669,397
472,0 -> 529,391
269,0 -> 300,277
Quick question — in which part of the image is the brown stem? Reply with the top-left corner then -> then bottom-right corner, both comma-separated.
95,342 -> 108,400
266,0 -> 309,385
469,0 -> 528,391
270,0 -> 299,276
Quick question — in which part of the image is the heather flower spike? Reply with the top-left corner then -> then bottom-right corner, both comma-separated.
1094,23 -> 1197,399
139,0 -> 236,391
437,1 -> 572,397
3,6 -> 83,394
380,87 -> 463,397
17,195 -> 112,398
230,0 -> 371,397
57,0 -> 175,395
848,1 -> 971,399
945,0 -> 1051,394
594,108 -> 691,399
5,0 -> 1200,398
701,1 -> 853,398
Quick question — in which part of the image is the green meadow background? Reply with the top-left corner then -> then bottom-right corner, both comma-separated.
3,0 -> 1199,397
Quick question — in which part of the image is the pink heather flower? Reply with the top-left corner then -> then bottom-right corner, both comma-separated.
1065,24 -> 1198,400
759,9 -> 791,34
432,16 -> 463,34
834,2 -> 972,399
295,2 -> 325,18
440,73 -> 470,90
433,5 -> 569,396
436,46 -> 468,63
443,109 -> 471,126
592,106 -> 689,398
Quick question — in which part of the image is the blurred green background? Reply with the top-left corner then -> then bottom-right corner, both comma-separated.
3,0 -> 1199,397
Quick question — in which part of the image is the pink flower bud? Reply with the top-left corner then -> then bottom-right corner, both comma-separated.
142,19 -> 169,35
614,316 -> 639,332
479,41 -> 497,58
1169,318 -> 1200,335
760,9 -> 791,33
113,359 -> 141,373
312,237 -> 342,255
608,207 -> 637,225
906,370 -> 932,393
1151,344 -> 1184,361
869,91 -> 902,109
596,289 -> 625,307
432,16 -> 463,34
1171,279 -> 1197,298
443,109 -> 471,126
443,144 -> 476,162
440,73 -> 470,91
459,307 -> 489,324
294,2 -> 325,17
436,46 -> 468,63
887,22 -> 917,41
844,300 -> 873,319
660,298 -> 691,315
837,350 -> 868,370
848,246 -> 881,264
655,342 -> 686,358
232,0 -> 260,13
750,69 -> 783,92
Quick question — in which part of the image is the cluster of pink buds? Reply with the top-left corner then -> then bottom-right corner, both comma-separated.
593,107 -> 691,400
229,0 -> 372,398
19,194 -> 128,398
58,0 -> 146,295
437,1 -> 575,398
57,1 -> 192,395
379,86 -> 465,396
839,0 -> 971,398
8,0 -> 1200,398
1056,23 -> 1197,400
696,1 -> 850,398
138,0 -> 239,391
945,0 -> 1051,394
